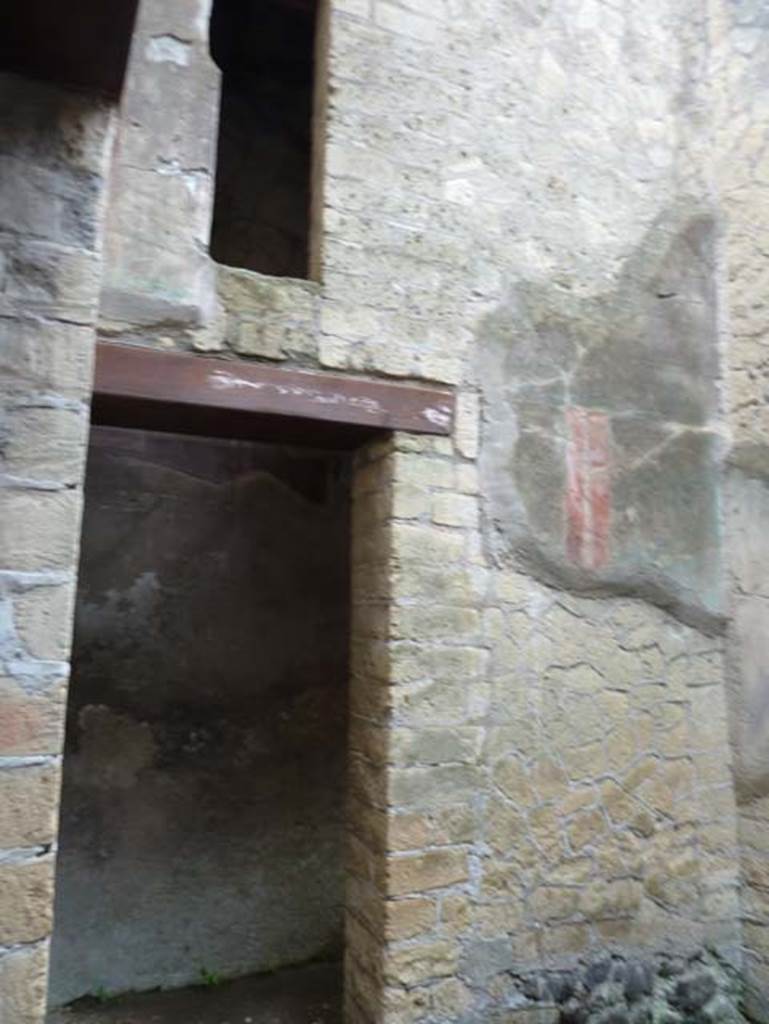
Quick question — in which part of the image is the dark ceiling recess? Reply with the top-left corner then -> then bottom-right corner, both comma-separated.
0,0 -> 139,98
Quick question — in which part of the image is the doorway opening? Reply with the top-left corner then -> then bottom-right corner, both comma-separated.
209,0 -> 320,279
46,425 -> 351,1024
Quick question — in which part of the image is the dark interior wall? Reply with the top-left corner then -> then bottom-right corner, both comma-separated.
48,426 -> 350,1006
0,0 -> 138,97
209,0 -> 317,277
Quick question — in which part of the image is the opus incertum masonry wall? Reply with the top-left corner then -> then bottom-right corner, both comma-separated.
2,1 -> 769,1022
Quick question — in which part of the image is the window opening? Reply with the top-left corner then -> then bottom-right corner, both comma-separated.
209,0 -> 319,278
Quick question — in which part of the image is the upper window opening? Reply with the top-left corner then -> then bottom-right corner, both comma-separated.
209,0 -> 319,279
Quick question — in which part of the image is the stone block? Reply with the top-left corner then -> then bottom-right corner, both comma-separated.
391,605 -> 481,643
391,522 -> 465,565
389,765 -> 483,811
529,885 -> 581,922
493,758 -> 536,807
0,489 -> 82,571
0,318 -> 94,400
0,765 -> 60,848
428,977 -> 473,1017
566,808 -> 608,852
0,944 -> 49,1024
217,265 -> 319,319
455,463 -> 480,494
318,335 -> 350,369
381,983 -> 431,1024
384,897 -> 436,940
669,970 -> 718,1013
389,812 -> 431,851
0,678 -> 66,757
476,901 -> 524,937
346,915 -> 385,984
233,320 -> 289,360
384,939 -> 457,987
540,922 -> 590,956
431,492 -> 479,528
432,804 -> 478,845
455,392 -> 480,460
390,727 -> 482,767
387,849 -> 469,896
460,936 -> 514,985
0,160 -> 66,241
393,563 -> 487,607
579,879 -> 642,919
349,752 -> 388,809
347,833 -> 377,882
485,800 -> 529,859
321,302 -> 380,342
389,642 -> 488,688
391,677 -> 469,727
13,583 -> 76,661
0,856 -> 55,943
3,406 -> 88,485
418,349 -> 463,385
393,454 -> 454,490
4,241 -> 101,320
440,893 -> 472,935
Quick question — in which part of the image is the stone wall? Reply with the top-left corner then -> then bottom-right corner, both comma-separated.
0,73 -> 113,1024
312,2 -> 743,1020
98,0 -> 220,331
710,0 -> 769,1018
47,428 -> 350,1006
344,432 -> 742,1024
0,0 -> 766,1021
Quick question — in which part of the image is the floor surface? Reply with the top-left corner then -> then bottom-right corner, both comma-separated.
46,962 -> 342,1024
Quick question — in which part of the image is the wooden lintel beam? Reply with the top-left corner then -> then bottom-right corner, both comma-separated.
91,342 -> 455,448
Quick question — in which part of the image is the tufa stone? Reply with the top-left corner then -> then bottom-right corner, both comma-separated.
669,972 -> 717,1013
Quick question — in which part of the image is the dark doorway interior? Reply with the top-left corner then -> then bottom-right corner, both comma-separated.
47,426 -> 350,1017
47,963 -> 341,1024
209,0 -> 319,278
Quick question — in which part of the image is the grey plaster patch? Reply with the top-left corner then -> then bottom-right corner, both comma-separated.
145,35 -> 192,66
477,206 -> 724,628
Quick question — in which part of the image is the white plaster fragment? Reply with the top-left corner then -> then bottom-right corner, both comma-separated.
422,406 -> 453,429
145,35 -> 191,66
194,0 -> 213,39
444,179 -> 476,205
208,370 -> 384,415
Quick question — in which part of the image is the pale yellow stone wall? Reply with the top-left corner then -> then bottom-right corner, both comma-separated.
0,74 -> 114,1023
329,2 -> 742,1017
345,433 -> 740,1022
0,0 -> 760,1020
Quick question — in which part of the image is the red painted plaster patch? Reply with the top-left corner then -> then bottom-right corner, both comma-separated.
565,406 -> 611,570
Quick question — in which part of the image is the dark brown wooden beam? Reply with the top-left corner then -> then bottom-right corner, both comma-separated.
91,342 -> 455,450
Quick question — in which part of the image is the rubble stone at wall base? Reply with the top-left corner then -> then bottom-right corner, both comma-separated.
503,950 -> 745,1024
